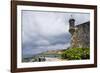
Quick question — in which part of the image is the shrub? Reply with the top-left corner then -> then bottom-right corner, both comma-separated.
61,48 -> 90,60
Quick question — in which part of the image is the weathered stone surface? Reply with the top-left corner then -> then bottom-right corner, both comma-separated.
69,21 -> 90,48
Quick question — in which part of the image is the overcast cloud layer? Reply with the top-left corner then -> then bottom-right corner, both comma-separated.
22,10 -> 90,56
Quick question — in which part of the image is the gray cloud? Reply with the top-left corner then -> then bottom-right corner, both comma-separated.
22,10 -> 90,56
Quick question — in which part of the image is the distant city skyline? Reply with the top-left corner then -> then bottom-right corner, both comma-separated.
22,10 -> 90,56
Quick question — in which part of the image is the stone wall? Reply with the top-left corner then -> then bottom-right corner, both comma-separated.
70,21 -> 90,48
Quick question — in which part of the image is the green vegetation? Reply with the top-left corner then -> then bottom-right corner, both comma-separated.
61,48 -> 90,60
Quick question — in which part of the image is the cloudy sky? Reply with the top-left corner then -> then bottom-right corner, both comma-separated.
22,10 -> 90,56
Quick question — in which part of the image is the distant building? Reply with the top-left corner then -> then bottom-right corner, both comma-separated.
69,16 -> 90,48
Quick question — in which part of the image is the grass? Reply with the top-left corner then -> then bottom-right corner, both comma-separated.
61,48 -> 90,60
